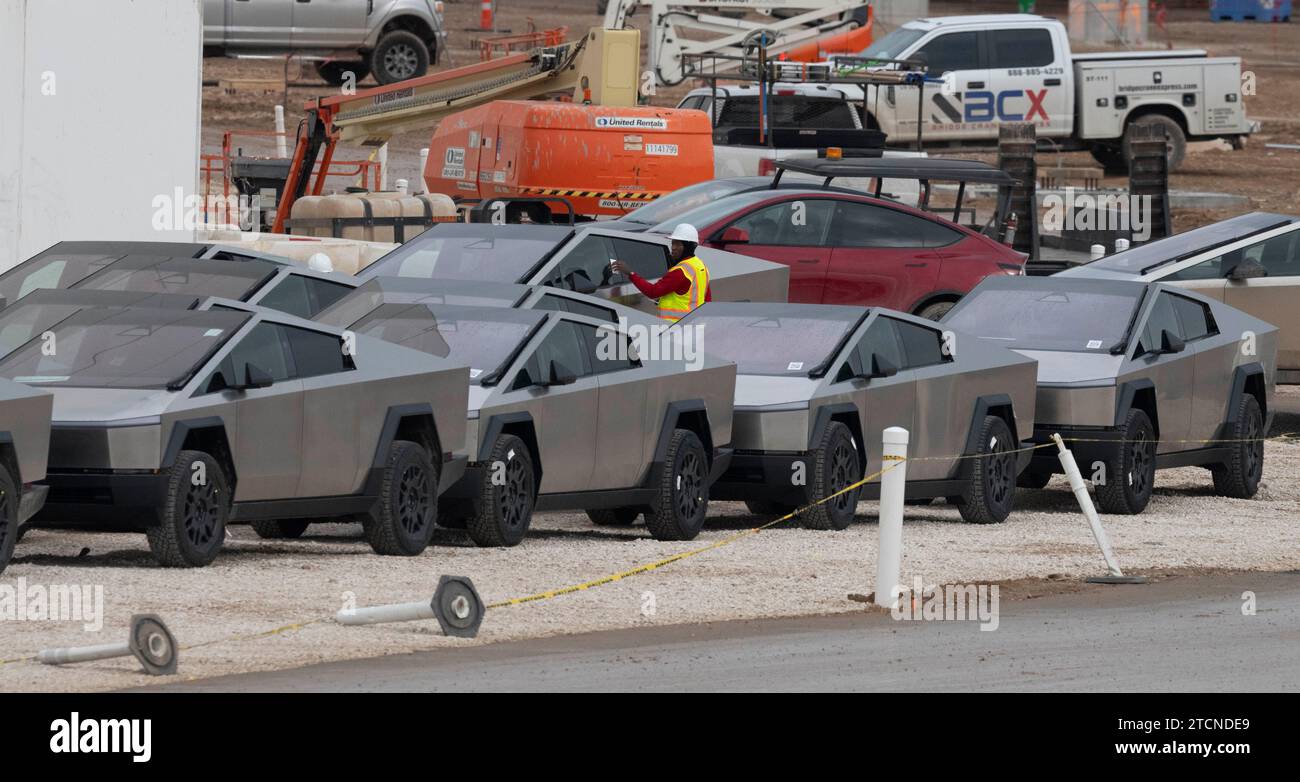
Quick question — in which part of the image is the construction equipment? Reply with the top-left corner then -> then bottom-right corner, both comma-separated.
602,0 -> 871,86
273,27 -> 642,233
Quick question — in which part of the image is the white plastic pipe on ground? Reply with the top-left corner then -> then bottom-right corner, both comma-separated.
38,641 -> 129,665
336,600 -> 434,626
874,426 -> 909,609
274,105 -> 287,158
1052,433 -> 1124,577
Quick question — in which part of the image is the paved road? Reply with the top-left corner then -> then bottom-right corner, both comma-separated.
152,571 -> 1300,692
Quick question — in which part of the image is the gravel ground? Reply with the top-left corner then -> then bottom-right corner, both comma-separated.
3,387 -> 1296,692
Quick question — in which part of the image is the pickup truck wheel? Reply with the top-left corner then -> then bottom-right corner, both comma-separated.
366,440 -> 438,555
1212,394 -> 1264,499
1123,115 -> 1186,171
801,422 -> 860,531
1096,409 -> 1156,514
645,429 -> 708,541
250,518 -> 311,539
587,507 -> 639,526
0,465 -> 17,576
316,61 -> 369,86
468,434 -> 535,547
959,416 -> 1017,524
146,450 -> 230,567
371,30 -> 429,84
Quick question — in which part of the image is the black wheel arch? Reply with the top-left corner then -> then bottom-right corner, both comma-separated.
652,400 -> 714,468
1115,379 -> 1160,438
362,404 -> 444,494
163,417 -> 236,493
478,411 -> 543,489
377,14 -> 438,57
808,403 -> 864,473
957,394 -> 1019,478
0,432 -> 21,487
1223,362 -> 1268,432
1123,105 -> 1190,137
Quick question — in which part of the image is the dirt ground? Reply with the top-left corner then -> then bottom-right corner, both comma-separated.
201,1 -> 1300,231
3,386 -> 1297,693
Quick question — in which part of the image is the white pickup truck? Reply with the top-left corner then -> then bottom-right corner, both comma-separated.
838,13 -> 1254,171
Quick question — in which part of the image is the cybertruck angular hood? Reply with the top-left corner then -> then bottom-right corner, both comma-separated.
47,387 -> 175,423
1014,350 -> 1124,385
733,374 -> 819,409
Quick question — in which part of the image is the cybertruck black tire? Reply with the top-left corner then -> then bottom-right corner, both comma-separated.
146,450 -> 230,568
468,434 -> 535,547
645,429 -> 708,541
0,465 -> 17,576
800,422 -> 860,531
250,519 -> 311,540
959,416 -> 1017,524
587,507 -> 639,526
366,440 -> 438,556
1212,394 -> 1264,499
1096,408 -> 1156,515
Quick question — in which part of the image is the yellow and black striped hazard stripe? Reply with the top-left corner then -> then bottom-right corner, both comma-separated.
518,187 -> 662,201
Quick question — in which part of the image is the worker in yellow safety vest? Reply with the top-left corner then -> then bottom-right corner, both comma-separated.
610,224 -> 712,322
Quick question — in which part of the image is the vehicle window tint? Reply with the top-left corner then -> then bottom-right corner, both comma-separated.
1170,295 -> 1216,342
1137,292 -> 1182,355
205,322 -> 291,392
610,237 -> 671,282
1164,254 -> 1227,281
847,317 -> 904,378
284,325 -> 352,379
583,323 -> 640,374
730,200 -> 835,246
1254,230 -> 1300,277
892,318 -> 948,368
829,201 -> 962,248
716,96 -> 857,129
256,274 -> 313,318
550,235 -> 616,293
988,29 -> 1054,69
679,95 -> 706,111
521,320 -> 592,386
916,31 -> 980,75
306,278 -> 354,313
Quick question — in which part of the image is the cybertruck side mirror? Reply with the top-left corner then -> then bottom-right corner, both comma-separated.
1159,329 -> 1185,355
1228,259 -> 1266,280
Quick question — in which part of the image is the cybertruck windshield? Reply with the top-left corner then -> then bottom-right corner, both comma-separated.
0,252 -> 123,305
677,304 -> 863,376
944,281 -> 1145,353
359,224 -> 572,283
72,256 -> 280,300
314,278 -> 527,329
0,290 -> 198,359
0,309 -> 249,390
349,304 -> 542,384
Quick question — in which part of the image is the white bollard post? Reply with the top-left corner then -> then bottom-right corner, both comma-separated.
1090,243 -> 1106,260
1115,238 -> 1131,253
417,147 -> 430,194
336,600 -> 435,626
274,105 -> 288,158
378,142 -> 389,191
1052,434 -> 1146,584
394,178 -> 409,195
874,427 -> 909,609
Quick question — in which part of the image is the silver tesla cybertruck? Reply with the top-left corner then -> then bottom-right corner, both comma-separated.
321,299 -> 736,545
0,305 -> 468,567
0,379 -> 53,575
0,246 -> 357,318
675,303 -> 1039,527
944,277 -> 1277,514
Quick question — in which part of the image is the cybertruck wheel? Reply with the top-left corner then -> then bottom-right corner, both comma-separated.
1016,469 -> 1052,490
1212,394 -> 1264,499
1096,409 -> 1156,515
801,422 -> 860,531
468,434 -> 535,547
958,416 -> 1017,524
587,507 -> 639,527
366,440 -> 438,556
744,499 -> 798,517
0,465 -> 17,576
645,429 -> 708,541
370,30 -> 429,84
250,519 -> 310,540
147,450 -> 230,568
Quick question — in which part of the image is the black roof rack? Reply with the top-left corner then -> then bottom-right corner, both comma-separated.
772,157 -> 1018,187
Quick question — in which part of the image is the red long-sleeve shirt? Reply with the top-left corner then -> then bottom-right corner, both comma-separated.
626,267 -> 712,302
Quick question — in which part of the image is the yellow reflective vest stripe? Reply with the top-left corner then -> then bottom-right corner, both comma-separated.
656,255 -> 709,322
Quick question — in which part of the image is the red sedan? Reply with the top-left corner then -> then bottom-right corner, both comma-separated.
649,189 -> 1025,319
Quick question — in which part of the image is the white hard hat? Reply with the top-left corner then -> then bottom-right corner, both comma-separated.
306,252 -> 335,273
669,223 -> 699,243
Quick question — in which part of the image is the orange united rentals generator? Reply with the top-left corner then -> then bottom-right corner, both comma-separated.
425,100 -> 714,221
